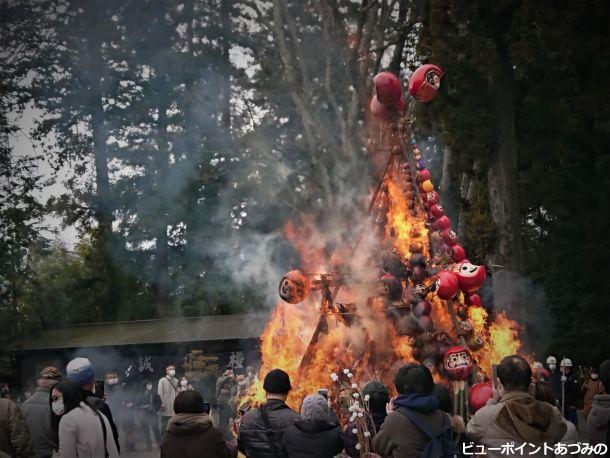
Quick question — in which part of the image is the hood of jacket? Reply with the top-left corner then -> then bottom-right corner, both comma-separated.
167,413 -> 213,436
495,392 -> 558,442
589,394 -> 610,430
294,419 -> 338,434
394,393 -> 440,414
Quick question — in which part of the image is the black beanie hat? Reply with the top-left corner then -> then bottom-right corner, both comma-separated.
263,369 -> 292,394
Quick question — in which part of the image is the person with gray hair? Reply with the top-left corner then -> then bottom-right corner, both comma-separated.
283,394 -> 343,458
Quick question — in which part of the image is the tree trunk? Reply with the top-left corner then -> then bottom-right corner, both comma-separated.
487,34 -> 523,316
84,0 -> 116,320
440,146 -> 451,196
219,0 -> 232,130
388,0 -> 410,75
153,84 -> 172,318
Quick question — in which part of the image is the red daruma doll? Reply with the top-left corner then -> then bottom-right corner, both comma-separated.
409,64 -> 444,103
278,270 -> 311,304
444,345 -> 474,418
444,345 -> 473,381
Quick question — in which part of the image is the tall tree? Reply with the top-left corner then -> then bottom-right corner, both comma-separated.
0,0 -> 47,342
30,0 -> 128,320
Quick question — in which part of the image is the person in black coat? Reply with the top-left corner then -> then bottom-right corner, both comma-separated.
137,380 -> 162,450
238,369 -> 300,458
283,394 -> 343,458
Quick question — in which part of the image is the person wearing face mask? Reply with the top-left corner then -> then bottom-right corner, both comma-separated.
559,358 -> 580,426
103,372 -> 121,418
104,371 -> 137,452
587,360 -> 610,456
22,366 -> 62,458
466,355 -> 567,458
585,367 -> 603,419
158,365 -> 179,433
137,381 -> 162,450
546,355 -> 562,403
51,380 -> 119,458
66,358 -> 120,453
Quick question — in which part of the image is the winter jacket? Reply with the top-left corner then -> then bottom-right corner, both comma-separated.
158,376 -> 179,417
83,392 -> 119,453
466,391 -> 567,458
584,380 -> 602,418
237,399 -> 300,458
587,394 -> 610,456
21,387 -> 57,457
283,420 -> 343,458
372,393 -> 445,458
0,398 -> 33,458
56,403 -> 118,458
160,412 -> 229,458
344,412 -> 386,458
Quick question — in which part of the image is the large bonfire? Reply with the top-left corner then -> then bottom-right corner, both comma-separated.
247,67 -> 522,412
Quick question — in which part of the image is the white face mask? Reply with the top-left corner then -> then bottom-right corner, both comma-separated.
52,399 -> 65,416
168,370 -> 176,377
591,374 -> 599,380
548,364 -> 556,370
146,384 -> 153,391
180,380 -> 188,387
107,378 -> 119,386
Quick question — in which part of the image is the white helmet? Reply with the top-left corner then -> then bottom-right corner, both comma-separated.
546,356 -> 557,365
560,358 -> 573,367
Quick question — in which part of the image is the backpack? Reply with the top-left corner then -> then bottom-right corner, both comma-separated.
396,406 -> 457,458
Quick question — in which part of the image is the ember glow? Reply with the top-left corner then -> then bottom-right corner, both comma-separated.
247,105 -> 525,412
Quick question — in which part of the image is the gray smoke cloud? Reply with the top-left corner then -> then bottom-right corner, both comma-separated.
488,271 -> 555,356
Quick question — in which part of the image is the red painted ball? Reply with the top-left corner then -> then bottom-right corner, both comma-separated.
451,262 -> 487,292
451,244 -> 467,262
442,228 -> 459,246
466,293 -> 483,307
418,169 -> 432,182
374,71 -> 403,107
424,191 -> 439,206
470,383 -> 494,413
430,204 -> 444,219
408,64 -> 444,103
434,215 -> 452,231
435,271 -> 459,300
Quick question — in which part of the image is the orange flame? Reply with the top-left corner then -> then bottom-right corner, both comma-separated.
250,143 -> 525,412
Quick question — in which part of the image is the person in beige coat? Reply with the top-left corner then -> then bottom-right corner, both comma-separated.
51,380 -> 118,458
467,356 -> 567,458
158,365 -> 179,433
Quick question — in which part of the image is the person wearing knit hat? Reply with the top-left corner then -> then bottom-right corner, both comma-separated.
66,358 -> 95,386
284,394 -> 343,458
64,357 -> 121,453
263,368 -> 292,394
22,367 -> 63,457
237,368 -> 300,457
